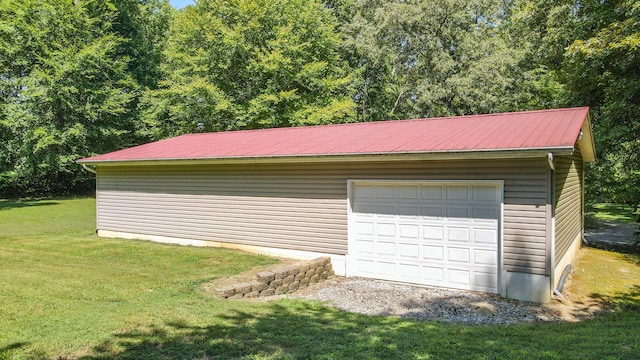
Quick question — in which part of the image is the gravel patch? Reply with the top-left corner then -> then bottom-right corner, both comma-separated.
287,277 -> 564,325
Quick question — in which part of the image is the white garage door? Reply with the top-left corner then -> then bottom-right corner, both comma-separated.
348,181 -> 501,293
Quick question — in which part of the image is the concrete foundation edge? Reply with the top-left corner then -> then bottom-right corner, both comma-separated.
553,232 -> 582,288
504,272 -> 551,303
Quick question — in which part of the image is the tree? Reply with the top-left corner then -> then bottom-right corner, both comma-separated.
0,0 -> 157,196
564,0 -> 640,209
140,0 -> 356,139
110,0 -> 174,90
339,0 -> 538,121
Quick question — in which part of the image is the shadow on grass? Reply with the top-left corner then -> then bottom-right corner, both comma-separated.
589,285 -> 640,312
585,203 -> 639,224
79,296 -> 640,360
0,342 -> 30,359
0,199 -> 59,211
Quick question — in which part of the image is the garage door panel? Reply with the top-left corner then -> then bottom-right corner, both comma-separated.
447,185 -> 469,200
474,228 -> 498,244
423,266 -> 445,282
447,247 -> 471,264
398,263 -> 421,279
354,203 -> 375,215
377,260 -> 396,275
376,185 -> 395,199
354,185 -> 375,199
398,242 -> 420,258
473,185 -> 500,201
422,245 -> 444,260
473,208 -> 499,222
448,269 -> 471,286
353,258 -> 375,273
354,239 -> 374,255
474,272 -> 497,290
422,185 -> 444,200
398,205 -> 420,218
474,250 -> 498,265
398,185 -> 420,199
422,206 -> 444,219
349,181 -> 501,294
376,222 -> 396,237
398,223 -> 419,239
376,204 -> 396,217
447,206 -> 470,219
448,227 -> 470,242
376,241 -> 396,257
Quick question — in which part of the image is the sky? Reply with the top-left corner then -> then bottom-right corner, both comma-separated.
169,0 -> 194,9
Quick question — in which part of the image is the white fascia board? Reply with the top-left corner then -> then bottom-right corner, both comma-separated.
78,147 -> 574,167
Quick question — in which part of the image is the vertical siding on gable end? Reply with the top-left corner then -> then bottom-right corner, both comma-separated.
96,158 -> 549,275
554,144 -> 584,266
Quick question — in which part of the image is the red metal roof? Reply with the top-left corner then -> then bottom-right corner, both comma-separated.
79,107 -> 592,163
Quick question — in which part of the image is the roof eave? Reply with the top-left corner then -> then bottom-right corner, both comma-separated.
77,147 -> 575,167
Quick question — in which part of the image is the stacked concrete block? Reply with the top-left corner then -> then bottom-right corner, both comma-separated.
215,257 -> 334,299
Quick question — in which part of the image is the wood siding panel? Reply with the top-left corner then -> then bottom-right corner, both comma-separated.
554,145 -> 584,266
96,158 -> 549,275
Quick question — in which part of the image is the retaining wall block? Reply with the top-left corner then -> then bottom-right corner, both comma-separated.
260,288 -> 276,297
285,265 -> 301,276
220,257 -> 333,300
283,275 -> 295,285
235,283 -> 254,295
256,271 -> 275,283
269,279 -> 283,289
215,286 -> 236,298
252,282 -> 268,292
274,268 -> 288,280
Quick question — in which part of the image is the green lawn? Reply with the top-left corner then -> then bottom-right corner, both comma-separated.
1,198 -> 639,359
585,202 -> 640,225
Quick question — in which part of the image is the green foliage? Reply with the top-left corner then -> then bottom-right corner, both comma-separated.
0,0 -> 172,197
565,0 -> 640,208
0,0 -> 637,204
340,0 -> 536,121
140,0 -> 356,139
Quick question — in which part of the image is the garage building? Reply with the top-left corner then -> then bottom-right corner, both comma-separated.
78,107 -> 595,303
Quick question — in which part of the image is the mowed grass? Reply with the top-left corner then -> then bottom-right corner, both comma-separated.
585,202 -> 639,224
0,198 -> 639,359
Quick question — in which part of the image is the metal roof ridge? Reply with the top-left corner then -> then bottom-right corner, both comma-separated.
173,107 -> 590,137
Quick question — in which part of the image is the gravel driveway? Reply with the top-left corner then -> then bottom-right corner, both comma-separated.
286,277 -> 565,325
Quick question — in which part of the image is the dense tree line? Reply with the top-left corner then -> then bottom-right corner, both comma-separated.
0,0 -> 638,210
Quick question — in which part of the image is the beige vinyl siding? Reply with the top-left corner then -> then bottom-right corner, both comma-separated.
554,144 -> 584,265
96,157 -> 549,275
